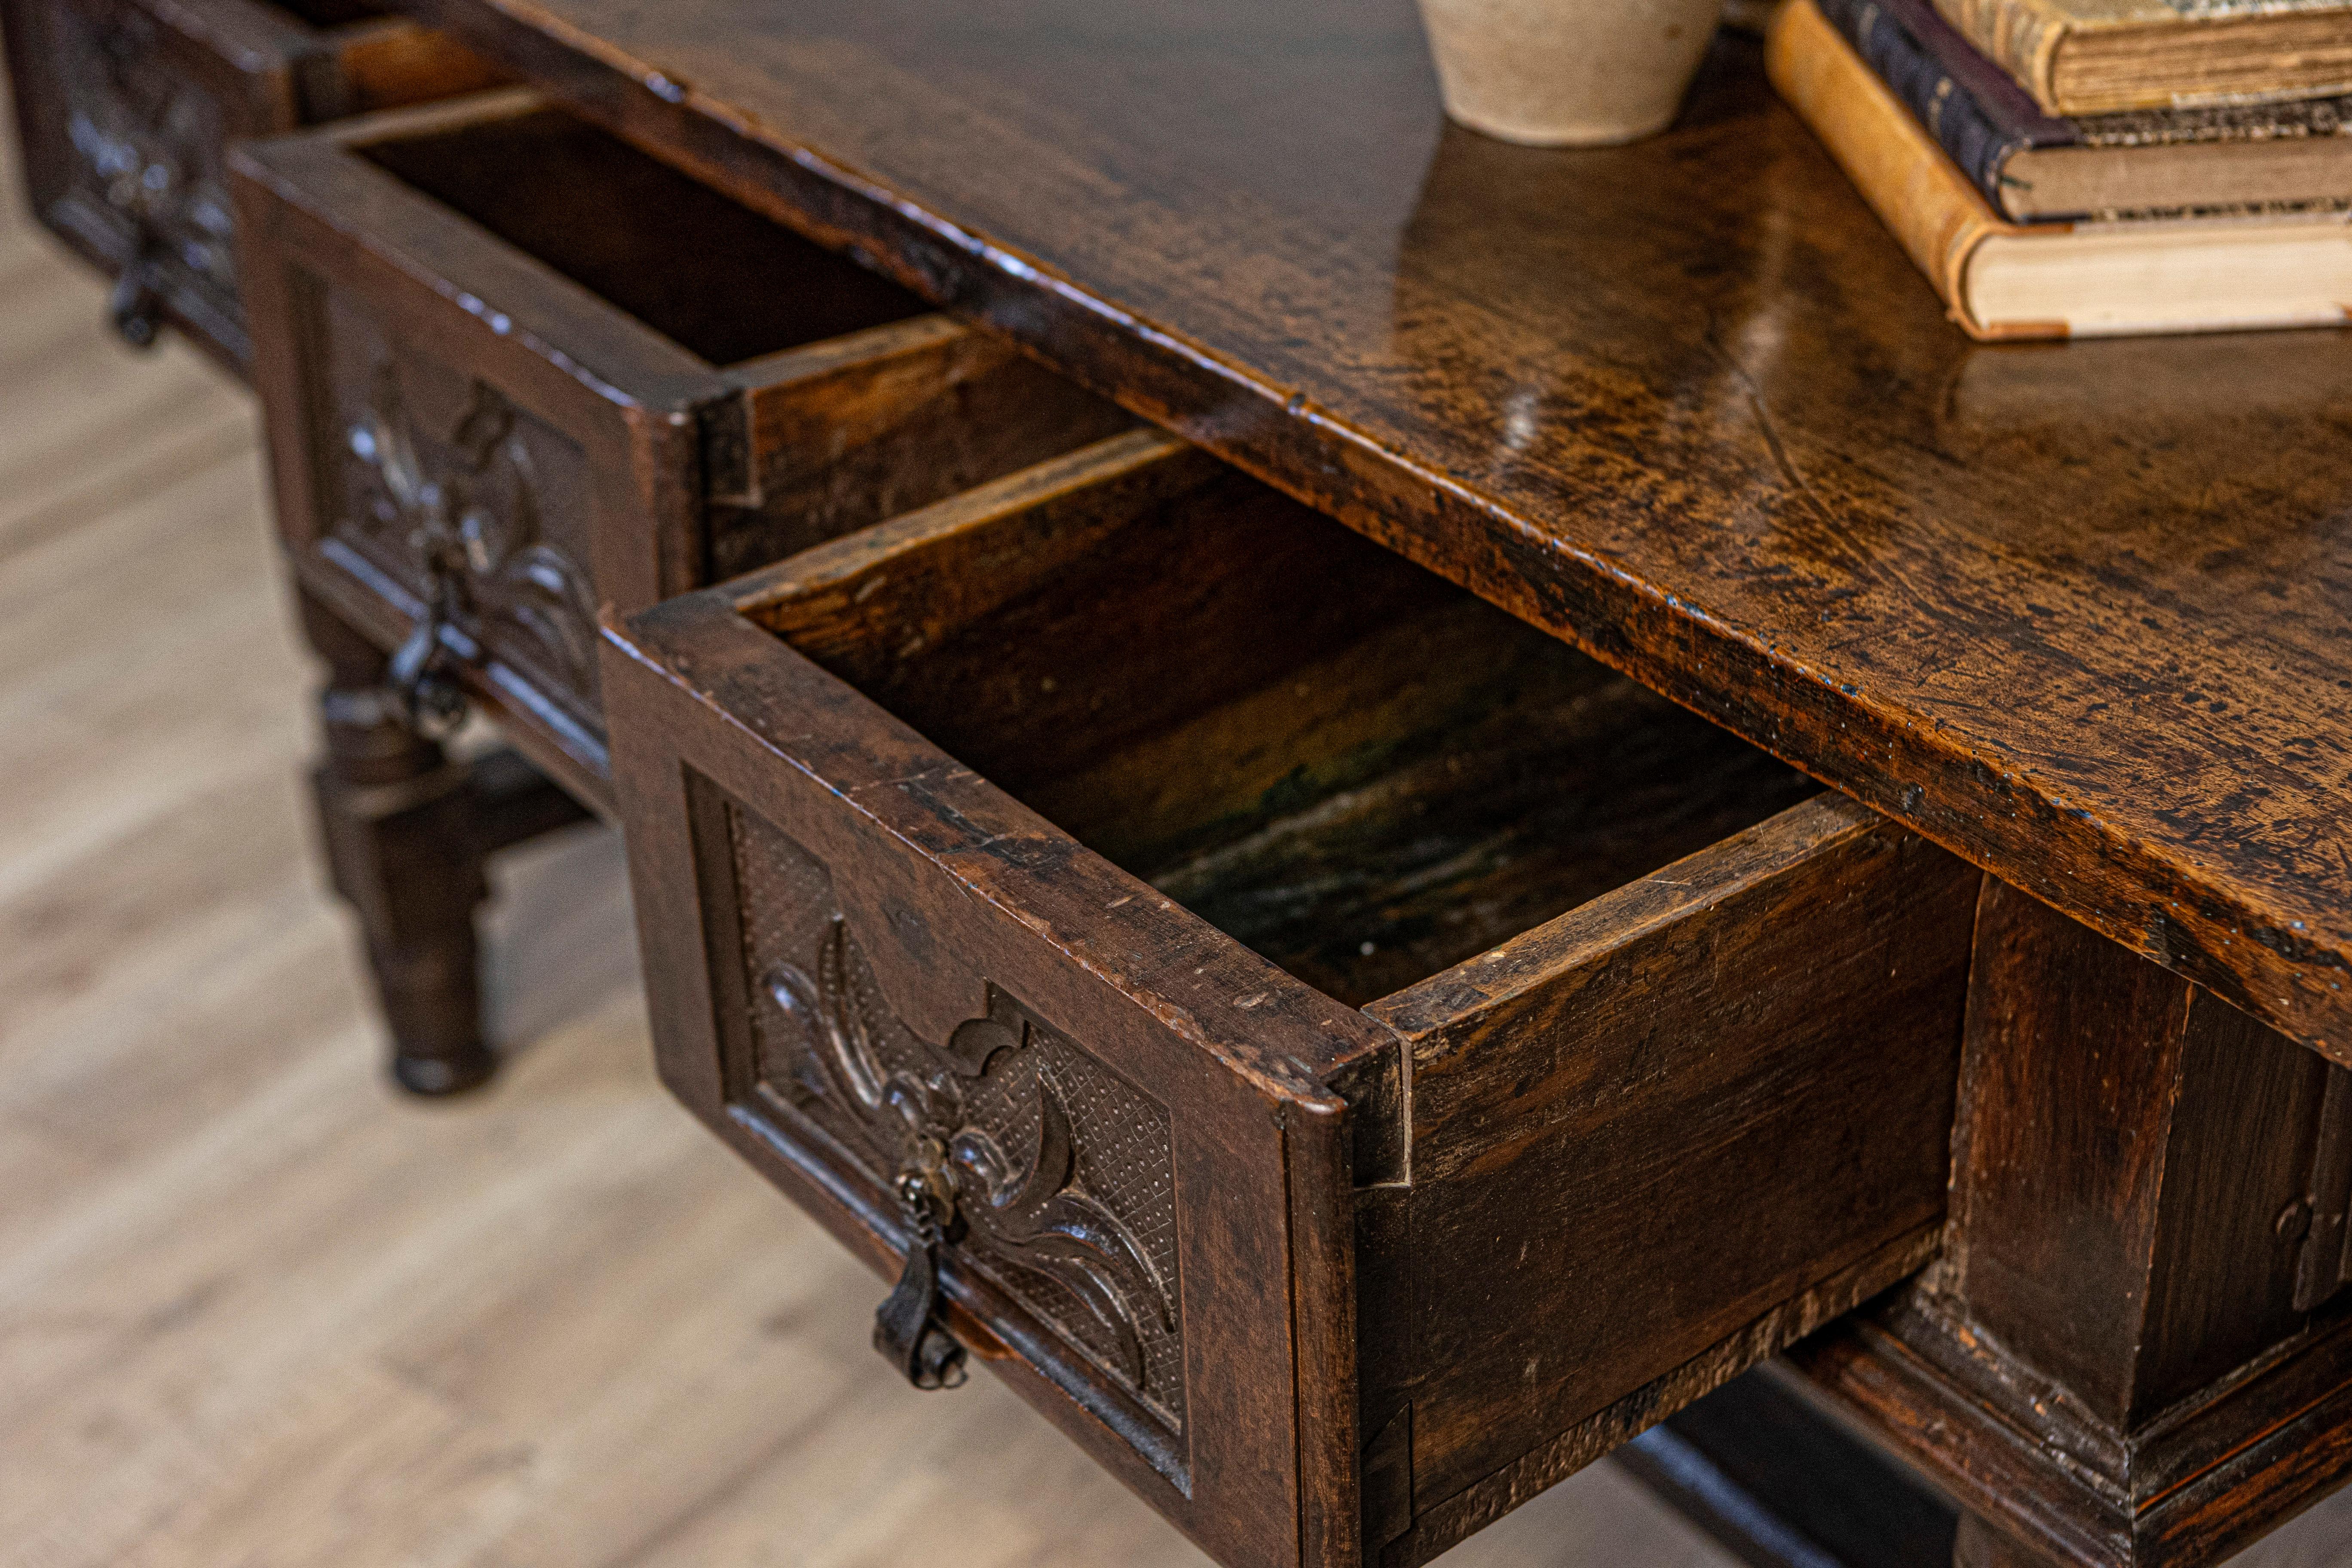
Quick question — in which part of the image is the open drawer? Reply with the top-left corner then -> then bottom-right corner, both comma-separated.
230,89 -> 1130,804
602,431 -> 1982,1568
1,0 -> 500,366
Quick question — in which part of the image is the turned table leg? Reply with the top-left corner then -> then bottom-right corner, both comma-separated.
300,591 -> 496,1096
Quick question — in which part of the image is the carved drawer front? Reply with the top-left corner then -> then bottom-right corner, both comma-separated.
603,430 -> 1984,1568
229,90 -> 1131,806
0,0 -> 498,367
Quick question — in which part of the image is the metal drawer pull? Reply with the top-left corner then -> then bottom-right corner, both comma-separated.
350,372 -> 597,742
107,254 -> 165,350
385,573 -> 470,741
874,1156 -> 968,1390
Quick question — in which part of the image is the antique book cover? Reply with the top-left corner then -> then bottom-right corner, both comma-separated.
1932,0 -> 2352,113
1826,0 -> 2352,216
1770,0 -> 2352,338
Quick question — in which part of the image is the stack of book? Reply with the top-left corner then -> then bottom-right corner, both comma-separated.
1766,0 -> 2352,337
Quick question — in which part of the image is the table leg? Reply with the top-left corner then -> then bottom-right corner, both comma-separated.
1792,879 -> 2352,1568
300,590 -> 496,1096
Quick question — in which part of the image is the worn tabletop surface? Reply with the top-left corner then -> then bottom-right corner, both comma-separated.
404,0 -> 2352,1056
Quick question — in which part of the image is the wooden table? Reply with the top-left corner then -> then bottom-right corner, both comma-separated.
345,6 -> 2346,1559
51,0 -> 2352,1562
384,0 -> 2352,1063
379,3 -> 2352,1565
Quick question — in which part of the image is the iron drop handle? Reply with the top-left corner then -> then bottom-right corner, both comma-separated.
107,256 -> 164,351
385,571 -> 469,741
873,1164 -> 968,1390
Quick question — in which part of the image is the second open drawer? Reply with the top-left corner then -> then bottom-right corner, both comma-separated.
231,89 -> 1130,803
603,431 -> 1983,1568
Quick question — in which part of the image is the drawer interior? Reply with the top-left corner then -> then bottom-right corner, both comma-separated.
626,431 -> 1973,1559
358,106 -> 925,368
744,436 -> 1822,1007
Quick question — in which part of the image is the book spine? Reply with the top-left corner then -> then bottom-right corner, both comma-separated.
1768,0 -> 2049,339
1816,0 -> 2028,213
1929,0 -> 2069,114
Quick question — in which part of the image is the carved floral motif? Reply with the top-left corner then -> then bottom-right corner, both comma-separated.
344,367 -> 599,692
757,909 -> 1180,1410
59,3 -> 237,302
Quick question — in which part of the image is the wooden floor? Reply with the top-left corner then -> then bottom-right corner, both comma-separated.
8,92 -> 2352,1568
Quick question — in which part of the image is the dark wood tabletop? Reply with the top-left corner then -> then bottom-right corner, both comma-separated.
401,0 -> 2352,1059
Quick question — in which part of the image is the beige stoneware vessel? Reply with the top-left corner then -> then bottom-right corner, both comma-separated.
1417,0 -> 1725,146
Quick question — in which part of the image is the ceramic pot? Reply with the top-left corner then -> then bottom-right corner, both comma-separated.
1416,0 -> 1724,147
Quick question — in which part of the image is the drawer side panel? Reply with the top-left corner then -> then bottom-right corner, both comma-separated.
1367,794 -> 1978,1554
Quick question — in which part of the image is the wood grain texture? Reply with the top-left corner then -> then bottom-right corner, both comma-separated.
1942,880 -> 2336,1431
1793,881 -> 2352,1568
612,440 -> 1985,1564
0,107 -> 1755,1568
390,0 -> 2352,1057
230,88 -> 1125,799
736,432 -> 1819,1004
1797,1300 -> 2352,1568
705,315 -> 1134,580
606,587 -> 1391,1568
1367,796 -> 1977,1559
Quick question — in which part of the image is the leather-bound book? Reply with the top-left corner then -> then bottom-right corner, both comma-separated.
1827,0 -> 2352,219
1931,0 -> 2352,115
1769,0 -> 2352,338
